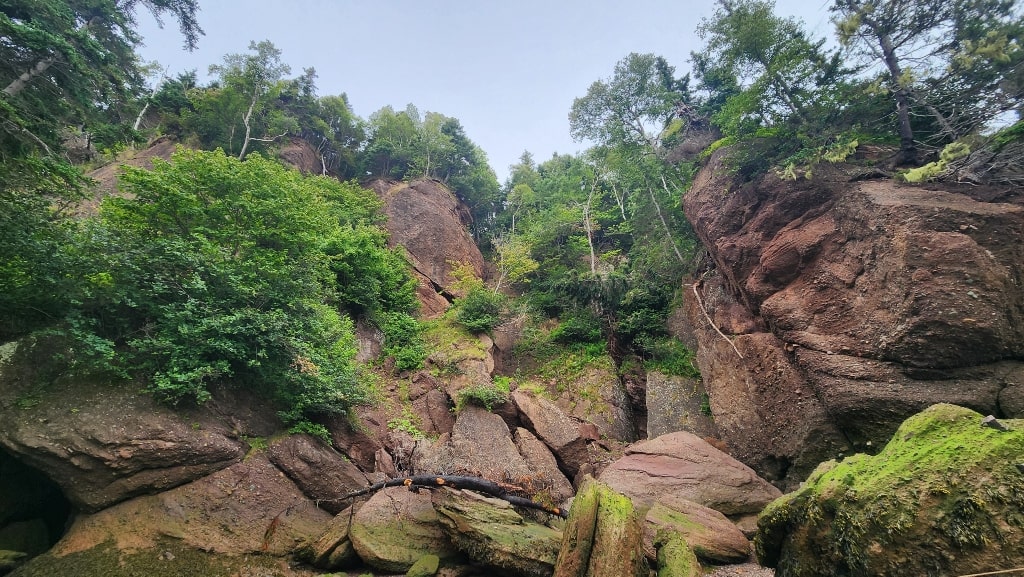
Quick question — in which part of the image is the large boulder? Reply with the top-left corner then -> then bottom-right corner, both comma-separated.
598,432 -> 781,516
266,434 -> 369,514
513,390 -> 591,477
0,339 -> 250,512
643,496 -> 750,564
432,487 -> 562,577
681,153 -> 1024,487
414,405 -> 534,481
349,486 -> 459,572
553,479 -> 648,577
514,427 -> 575,506
756,404 -> 1024,577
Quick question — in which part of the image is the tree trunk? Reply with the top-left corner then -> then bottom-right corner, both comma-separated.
653,176 -> 686,264
237,90 -> 258,160
875,27 -> 917,164
3,58 -> 55,97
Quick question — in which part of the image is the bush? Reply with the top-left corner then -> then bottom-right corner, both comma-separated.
58,149 -> 404,424
379,311 -> 426,372
456,382 -> 511,412
454,287 -> 505,333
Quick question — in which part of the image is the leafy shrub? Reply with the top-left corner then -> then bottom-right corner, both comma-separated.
550,312 -> 604,344
456,382 -> 510,411
379,311 -> 426,372
455,286 -> 506,333
58,149 -> 405,425
639,336 -> 700,378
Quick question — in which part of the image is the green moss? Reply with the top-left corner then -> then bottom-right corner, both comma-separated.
10,538 -> 286,577
756,404 -> 1024,576
655,531 -> 700,577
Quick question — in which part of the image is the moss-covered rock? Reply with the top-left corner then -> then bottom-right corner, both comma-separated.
654,531 -> 700,577
553,479 -> 648,577
432,488 -> 561,577
349,487 -> 459,573
405,553 -> 440,577
756,404 -> 1024,576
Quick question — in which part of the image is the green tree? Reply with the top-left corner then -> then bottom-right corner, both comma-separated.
209,40 -> 295,160
66,150 -> 410,425
831,0 -> 1023,162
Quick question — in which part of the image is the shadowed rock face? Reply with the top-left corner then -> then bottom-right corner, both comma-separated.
681,151 -> 1024,488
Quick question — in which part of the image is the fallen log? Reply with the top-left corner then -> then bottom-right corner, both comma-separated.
323,474 -> 568,518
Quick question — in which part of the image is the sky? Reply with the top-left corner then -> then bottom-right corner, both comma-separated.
135,0 -> 835,183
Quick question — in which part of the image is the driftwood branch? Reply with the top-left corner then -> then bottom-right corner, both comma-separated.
691,281 -> 744,360
325,475 -> 568,518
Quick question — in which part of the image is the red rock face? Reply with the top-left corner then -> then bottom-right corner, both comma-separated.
681,150 -> 1024,488
371,178 -> 486,318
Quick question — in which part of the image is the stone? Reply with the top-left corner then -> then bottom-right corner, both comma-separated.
599,432 -> 781,515
267,434 -> 369,513
432,487 -> 561,577
513,427 -> 575,506
296,506 -> 357,569
349,486 -> 458,573
654,532 -> 700,577
48,453 -> 331,558
645,371 -> 717,439
681,152 -> 1024,488
552,477 -> 600,577
513,390 -> 590,477
0,340 -> 249,511
643,496 -> 750,564
981,414 -> 1009,431
757,404 -> 1024,577
406,553 -> 441,577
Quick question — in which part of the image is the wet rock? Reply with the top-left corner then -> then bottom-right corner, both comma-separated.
296,506 -> 358,570
653,532 -> 700,577
407,553 -> 441,577
349,486 -> 458,572
757,404 -> 1024,576
599,432 -> 781,515
552,479 -> 647,577
432,487 -> 561,577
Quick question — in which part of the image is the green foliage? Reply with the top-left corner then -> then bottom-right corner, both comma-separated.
379,311 -> 427,372
901,141 -> 972,182
550,312 -> 604,345
639,337 -> 700,378
50,149 -> 410,425
387,408 -> 426,440
455,382 -> 511,412
455,286 -> 506,333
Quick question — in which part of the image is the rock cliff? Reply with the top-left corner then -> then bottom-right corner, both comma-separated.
680,149 -> 1024,488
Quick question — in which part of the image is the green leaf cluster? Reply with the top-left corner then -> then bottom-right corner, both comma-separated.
56,149 -> 415,425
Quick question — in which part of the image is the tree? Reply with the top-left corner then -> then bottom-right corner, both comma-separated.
831,0 -> 1023,162
67,150 -> 412,426
209,40 -> 294,160
692,0 -> 843,138
569,53 -> 687,151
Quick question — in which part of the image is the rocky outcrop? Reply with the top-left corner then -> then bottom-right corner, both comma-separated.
513,391 -> 592,477
553,479 -> 648,577
681,151 -> 1024,487
0,340 -> 252,512
598,432 -> 781,515
372,178 -> 485,316
266,434 -> 369,514
645,372 -> 717,439
433,488 -> 562,577
349,486 -> 459,572
756,404 -> 1024,577
643,496 -> 750,564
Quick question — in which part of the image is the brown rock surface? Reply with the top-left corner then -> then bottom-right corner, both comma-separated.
52,453 -> 331,557
513,390 -> 591,477
349,486 -> 459,572
681,151 -> 1024,487
514,427 -> 575,505
643,495 -> 751,564
0,340 -> 249,511
372,178 -> 485,310
266,434 -> 369,513
598,432 -> 781,515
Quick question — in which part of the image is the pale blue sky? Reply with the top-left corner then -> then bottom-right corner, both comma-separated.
136,0 -> 833,182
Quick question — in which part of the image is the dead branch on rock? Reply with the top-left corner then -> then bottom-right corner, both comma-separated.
324,474 -> 568,518
691,281 -> 744,360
